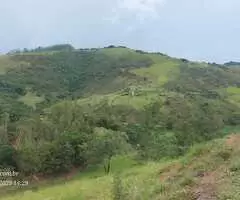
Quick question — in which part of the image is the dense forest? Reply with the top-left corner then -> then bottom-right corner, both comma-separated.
0,44 -> 239,179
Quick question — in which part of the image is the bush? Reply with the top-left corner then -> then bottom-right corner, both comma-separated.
0,145 -> 16,168
39,141 -> 75,174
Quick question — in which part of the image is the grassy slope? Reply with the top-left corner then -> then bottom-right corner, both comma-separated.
18,92 -> 45,110
131,54 -> 180,86
226,87 -> 240,107
2,127 -> 240,200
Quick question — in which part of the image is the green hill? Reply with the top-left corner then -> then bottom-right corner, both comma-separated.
0,45 -> 239,117
0,44 -> 240,199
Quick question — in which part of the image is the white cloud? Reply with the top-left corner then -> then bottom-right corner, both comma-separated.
121,0 -> 166,20
103,0 -> 166,23
120,0 -> 164,12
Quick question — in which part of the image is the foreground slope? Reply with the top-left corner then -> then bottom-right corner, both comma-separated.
1,132 -> 240,200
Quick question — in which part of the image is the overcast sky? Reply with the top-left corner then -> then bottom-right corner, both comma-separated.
1,0 -> 240,63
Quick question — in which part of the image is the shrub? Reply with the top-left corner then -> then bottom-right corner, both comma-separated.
0,144 -> 17,168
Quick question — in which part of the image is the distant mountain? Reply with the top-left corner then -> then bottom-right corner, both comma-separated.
224,61 -> 240,67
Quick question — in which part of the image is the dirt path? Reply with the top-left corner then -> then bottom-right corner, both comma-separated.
159,163 -> 219,199
192,171 -> 218,200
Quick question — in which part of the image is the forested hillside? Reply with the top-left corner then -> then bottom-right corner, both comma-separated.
0,44 -> 239,184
